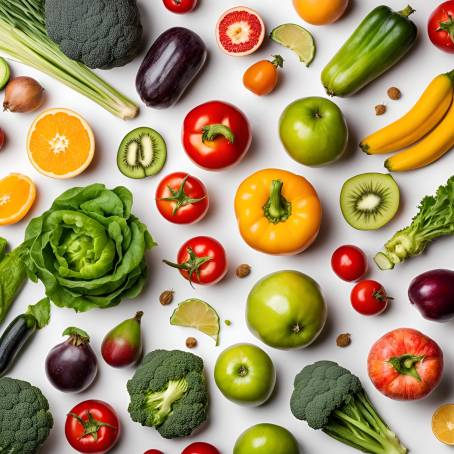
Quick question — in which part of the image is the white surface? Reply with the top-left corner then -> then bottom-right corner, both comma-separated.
1,1 -> 453,453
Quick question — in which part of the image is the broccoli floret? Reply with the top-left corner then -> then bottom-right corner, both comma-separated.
127,349 -> 208,439
0,377 -> 53,454
290,361 -> 408,454
44,0 -> 143,69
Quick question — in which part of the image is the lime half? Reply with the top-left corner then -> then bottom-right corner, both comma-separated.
170,299 -> 220,346
270,24 -> 315,66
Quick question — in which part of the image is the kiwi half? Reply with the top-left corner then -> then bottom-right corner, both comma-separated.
340,173 -> 400,230
117,127 -> 166,179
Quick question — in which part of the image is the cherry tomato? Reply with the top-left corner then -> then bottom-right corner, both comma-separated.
182,101 -> 252,170
243,55 -> 284,96
331,245 -> 367,282
156,172 -> 208,224
350,280 -> 391,316
428,1 -> 454,53
162,0 -> 197,14
65,400 -> 120,454
0,129 -> 5,151
164,236 -> 228,286
144,451 -> 164,454
181,442 -> 220,454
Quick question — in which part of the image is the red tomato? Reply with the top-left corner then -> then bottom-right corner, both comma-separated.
428,1 -> 454,53
331,245 -> 367,281
350,280 -> 390,316
164,236 -> 228,286
182,101 -> 252,170
162,0 -> 197,14
156,172 -> 209,224
181,442 -> 220,454
144,451 -> 164,454
65,400 -> 120,454
368,328 -> 444,400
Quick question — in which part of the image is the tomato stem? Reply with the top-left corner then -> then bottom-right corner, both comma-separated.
439,14 -> 454,44
159,174 -> 206,216
263,180 -> 292,224
202,124 -> 235,144
271,55 -> 284,68
387,354 -> 424,382
69,411 -> 117,442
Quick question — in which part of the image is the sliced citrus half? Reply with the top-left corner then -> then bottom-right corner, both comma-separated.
433,404 -> 454,445
27,108 -> 95,179
170,298 -> 220,346
0,173 -> 36,225
270,24 -> 316,66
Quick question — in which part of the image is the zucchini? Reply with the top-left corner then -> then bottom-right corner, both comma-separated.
0,57 -> 9,91
321,5 -> 417,97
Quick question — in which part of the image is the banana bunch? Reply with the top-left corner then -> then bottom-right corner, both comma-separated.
360,70 -> 454,172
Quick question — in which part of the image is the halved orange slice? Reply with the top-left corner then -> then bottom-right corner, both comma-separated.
433,404 -> 454,445
0,173 -> 36,225
27,108 -> 95,179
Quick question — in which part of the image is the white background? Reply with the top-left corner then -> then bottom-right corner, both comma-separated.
1,0 -> 453,453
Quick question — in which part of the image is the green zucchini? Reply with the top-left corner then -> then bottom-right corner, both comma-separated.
0,57 -> 9,91
321,5 -> 417,97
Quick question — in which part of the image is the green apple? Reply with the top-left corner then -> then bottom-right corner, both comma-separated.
214,343 -> 276,407
234,423 -> 300,454
279,96 -> 348,166
246,270 -> 327,349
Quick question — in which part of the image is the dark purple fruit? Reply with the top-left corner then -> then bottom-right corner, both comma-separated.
101,311 -> 143,368
409,269 -> 454,322
45,327 -> 98,393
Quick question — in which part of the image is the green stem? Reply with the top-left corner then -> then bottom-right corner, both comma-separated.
263,180 -> 292,223
202,124 -> 235,144
69,411 -> 117,442
388,354 -> 424,381
63,326 -> 90,346
271,55 -> 284,68
439,14 -> 454,44
399,5 -> 415,18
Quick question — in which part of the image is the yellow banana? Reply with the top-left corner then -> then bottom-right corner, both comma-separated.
360,70 -> 454,155
385,99 -> 454,172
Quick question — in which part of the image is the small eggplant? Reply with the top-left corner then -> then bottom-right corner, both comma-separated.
136,27 -> 207,109
45,327 -> 98,393
101,311 -> 143,368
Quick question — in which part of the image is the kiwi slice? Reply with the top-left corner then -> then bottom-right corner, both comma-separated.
117,127 -> 166,179
340,173 -> 400,230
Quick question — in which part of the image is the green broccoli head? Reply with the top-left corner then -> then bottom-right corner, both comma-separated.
0,377 -> 53,454
290,360 -> 362,429
44,0 -> 143,69
127,349 -> 208,439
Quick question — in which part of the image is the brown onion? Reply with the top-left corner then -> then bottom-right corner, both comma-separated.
3,76 -> 44,113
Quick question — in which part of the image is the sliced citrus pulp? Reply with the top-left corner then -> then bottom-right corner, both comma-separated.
433,404 -> 454,445
27,108 -> 95,179
170,298 -> 220,345
0,173 -> 36,225
270,24 -> 316,66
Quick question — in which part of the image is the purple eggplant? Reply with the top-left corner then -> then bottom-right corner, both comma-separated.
136,27 -> 207,109
409,269 -> 454,321
45,327 -> 98,393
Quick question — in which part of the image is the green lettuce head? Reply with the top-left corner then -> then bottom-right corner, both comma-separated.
22,184 -> 155,312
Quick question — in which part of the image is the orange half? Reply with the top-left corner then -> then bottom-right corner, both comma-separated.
0,173 -> 36,225
433,404 -> 454,445
27,108 -> 95,179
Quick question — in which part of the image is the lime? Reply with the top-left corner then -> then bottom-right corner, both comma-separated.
270,24 -> 315,66
170,299 -> 220,346
432,404 -> 454,445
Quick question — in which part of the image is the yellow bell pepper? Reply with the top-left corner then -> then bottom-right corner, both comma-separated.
234,168 -> 322,255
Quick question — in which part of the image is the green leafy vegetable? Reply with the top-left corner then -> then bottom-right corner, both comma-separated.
375,176 -> 454,270
25,297 -> 50,329
21,183 -> 155,312
290,360 -> 408,454
0,0 -> 139,119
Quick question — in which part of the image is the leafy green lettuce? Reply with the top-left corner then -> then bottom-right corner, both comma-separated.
20,183 -> 155,312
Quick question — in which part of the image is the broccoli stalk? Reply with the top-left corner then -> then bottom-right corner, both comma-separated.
145,378 -> 189,426
375,176 -> 454,270
290,360 -> 408,454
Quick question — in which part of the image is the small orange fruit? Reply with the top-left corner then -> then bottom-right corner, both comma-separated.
27,108 -> 95,179
243,55 -> 284,96
293,0 -> 349,25
0,173 -> 36,225
433,404 -> 454,445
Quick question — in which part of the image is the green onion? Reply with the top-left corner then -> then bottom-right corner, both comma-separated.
0,0 -> 139,119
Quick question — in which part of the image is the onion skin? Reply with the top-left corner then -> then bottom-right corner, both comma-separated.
3,76 -> 44,113
409,269 -> 454,321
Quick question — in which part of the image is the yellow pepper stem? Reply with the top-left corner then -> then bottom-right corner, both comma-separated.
263,180 -> 292,224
